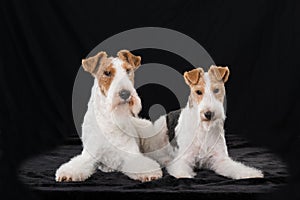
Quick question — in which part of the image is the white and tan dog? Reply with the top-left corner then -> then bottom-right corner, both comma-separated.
141,66 -> 264,179
55,50 -> 162,182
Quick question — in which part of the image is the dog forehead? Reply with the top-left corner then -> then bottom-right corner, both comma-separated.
204,72 -> 224,90
191,72 -> 209,90
97,57 -> 113,71
208,69 -> 225,85
111,58 -> 125,72
203,72 -> 211,86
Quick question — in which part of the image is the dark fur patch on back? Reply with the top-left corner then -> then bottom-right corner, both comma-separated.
166,109 -> 182,148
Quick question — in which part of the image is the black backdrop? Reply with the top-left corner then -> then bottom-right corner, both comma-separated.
0,0 -> 299,199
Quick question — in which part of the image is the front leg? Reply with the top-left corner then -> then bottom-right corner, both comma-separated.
121,154 -> 163,182
208,138 -> 264,180
207,132 -> 263,180
210,156 -> 264,179
55,149 -> 97,182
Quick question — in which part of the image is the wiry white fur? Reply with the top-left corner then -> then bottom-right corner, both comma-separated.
55,58 -> 162,182
137,116 -> 176,166
140,72 -> 264,180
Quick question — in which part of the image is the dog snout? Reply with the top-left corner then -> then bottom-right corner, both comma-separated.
119,89 -> 131,100
204,111 -> 214,121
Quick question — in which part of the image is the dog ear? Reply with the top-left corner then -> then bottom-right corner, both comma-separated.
184,68 -> 204,86
209,65 -> 230,83
82,51 -> 107,75
117,50 -> 141,69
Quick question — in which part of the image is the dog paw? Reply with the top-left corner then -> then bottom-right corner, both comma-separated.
98,164 -> 116,173
234,168 -> 264,179
55,164 -> 90,182
127,169 -> 163,182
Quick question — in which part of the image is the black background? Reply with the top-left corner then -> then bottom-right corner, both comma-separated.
0,0 -> 299,199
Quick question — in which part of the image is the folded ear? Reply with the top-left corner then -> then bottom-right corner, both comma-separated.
82,51 -> 107,75
209,65 -> 230,83
184,68 -> 204,86
117,50 -> 141,69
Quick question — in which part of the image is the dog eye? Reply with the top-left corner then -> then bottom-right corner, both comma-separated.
195,90 -> 202,95
213,88 -> 219,93
104,71 -> 111,77
126,69 -> 131,74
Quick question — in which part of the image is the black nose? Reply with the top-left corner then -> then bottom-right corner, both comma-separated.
204,111 -> 214,120
119,89 -> 131,100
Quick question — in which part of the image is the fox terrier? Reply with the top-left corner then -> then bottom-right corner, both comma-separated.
141,65 -> 264,180
55,50 -> 162,182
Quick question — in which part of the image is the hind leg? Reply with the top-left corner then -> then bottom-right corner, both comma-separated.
166,158 -> 196,178
121,153 -> 163,182
98,163 -> 116,173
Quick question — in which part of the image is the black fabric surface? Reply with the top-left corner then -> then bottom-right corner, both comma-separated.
18,134 -> 287,200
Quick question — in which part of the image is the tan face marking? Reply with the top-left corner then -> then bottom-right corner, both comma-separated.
122,62 -> 135,83
209,76 -> 225,102
82,52 -> 116,96
184,68 -> 205,104
118,49 -> 141,85
208,66 -> 230,103
96,60 -> 116,96
184,66 -> 230,104
190,77 -> 206,104
82,50 -> 141,97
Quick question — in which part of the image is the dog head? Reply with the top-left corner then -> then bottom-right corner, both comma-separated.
184,65 -> 230,124
82,50 -> 142,116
